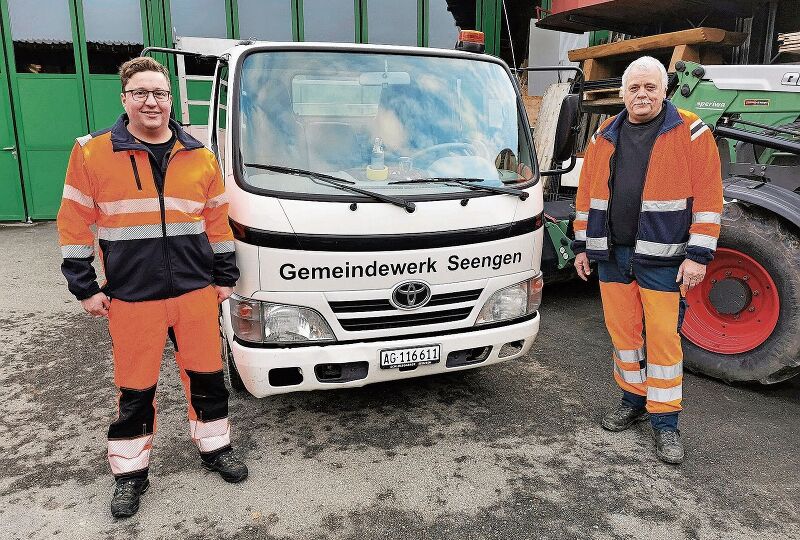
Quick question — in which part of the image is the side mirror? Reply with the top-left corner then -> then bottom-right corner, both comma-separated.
552,94 -> 580,163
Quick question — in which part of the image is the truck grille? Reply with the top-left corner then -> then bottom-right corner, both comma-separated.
329,289 -> 482,331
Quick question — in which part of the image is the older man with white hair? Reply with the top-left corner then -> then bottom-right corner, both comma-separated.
571,56 -> 723,464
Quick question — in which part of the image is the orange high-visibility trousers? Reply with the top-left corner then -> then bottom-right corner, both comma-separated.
106,286 -> 231,478
599,280 -> 683,415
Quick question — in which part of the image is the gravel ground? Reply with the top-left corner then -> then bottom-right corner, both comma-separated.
1,221 -> 798,540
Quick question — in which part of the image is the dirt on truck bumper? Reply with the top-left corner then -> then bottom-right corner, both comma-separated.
223,313 -> 540,397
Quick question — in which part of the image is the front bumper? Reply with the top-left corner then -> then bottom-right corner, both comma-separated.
223,313 -> 540,397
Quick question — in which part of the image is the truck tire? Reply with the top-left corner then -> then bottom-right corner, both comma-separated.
681,203 -> 800,384
221,326 -> 246,392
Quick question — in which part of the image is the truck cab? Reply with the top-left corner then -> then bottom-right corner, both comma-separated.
177,38 -> 548,397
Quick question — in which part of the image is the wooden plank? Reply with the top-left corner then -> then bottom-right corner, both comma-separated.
669,44 -> 700,71
699,49 -> 724,65
522,95 -> 543,126
584,88 -> 620,96
568,27 -> 747,62
583,96 -> 624,107
583,87 -> 621,101
582,58 -> 614,82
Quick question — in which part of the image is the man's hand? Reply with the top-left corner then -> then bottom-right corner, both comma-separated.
214,285 -> 234,304
80,292 -> 110,318
676,259 -> 707,291
574,252 -> 592,281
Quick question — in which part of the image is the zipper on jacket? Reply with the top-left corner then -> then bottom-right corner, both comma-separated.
128,153 -> 142,190
629,143 -> 658,274
604,151 -> 616,251
157,147 -> 190,297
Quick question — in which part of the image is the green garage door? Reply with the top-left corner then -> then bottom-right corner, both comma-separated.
0,16 -> 25,221
1,0 -> 89,219
0,0 -> 159,220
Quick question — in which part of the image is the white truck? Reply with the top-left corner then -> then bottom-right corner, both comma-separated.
162,34 -> 580,397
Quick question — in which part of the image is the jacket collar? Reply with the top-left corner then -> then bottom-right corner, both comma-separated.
601,100 -> 683,145
110,114 -> 204,152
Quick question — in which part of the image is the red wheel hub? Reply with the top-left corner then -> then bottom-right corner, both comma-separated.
682,248 -> 780,354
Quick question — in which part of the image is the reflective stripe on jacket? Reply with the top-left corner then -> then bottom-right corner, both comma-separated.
572,101 -> 723,266
57,114 -> 239,301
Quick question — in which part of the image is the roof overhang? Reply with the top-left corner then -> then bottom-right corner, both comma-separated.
536,0 -> 764,34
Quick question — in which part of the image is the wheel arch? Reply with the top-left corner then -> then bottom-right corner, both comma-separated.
724,178 -> 800,232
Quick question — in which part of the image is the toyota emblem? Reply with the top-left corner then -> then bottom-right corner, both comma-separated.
391,281 -> 432,310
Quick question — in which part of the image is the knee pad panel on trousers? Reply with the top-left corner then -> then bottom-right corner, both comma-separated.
108,385 -> 157,439
186,369 -> 229,422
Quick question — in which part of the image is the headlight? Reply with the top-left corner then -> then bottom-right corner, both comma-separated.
475,274 -> 543,325
229,295 -> 335,344
263,304 -> 335,343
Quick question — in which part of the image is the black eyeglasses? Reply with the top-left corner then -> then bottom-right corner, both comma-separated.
124,88 -> 172,102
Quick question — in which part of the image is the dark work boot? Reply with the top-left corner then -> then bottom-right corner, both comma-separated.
110,477 -> 149,519
202,449 -> 249,483
654,429 -> 685,464
601,404 -> 649,432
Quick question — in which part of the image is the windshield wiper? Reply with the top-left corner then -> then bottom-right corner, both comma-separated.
244,163 -> 416,213
389,177 -> 528,200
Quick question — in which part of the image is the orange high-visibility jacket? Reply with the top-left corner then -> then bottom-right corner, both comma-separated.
572,101 -> 723,266
57,114 -> 238,302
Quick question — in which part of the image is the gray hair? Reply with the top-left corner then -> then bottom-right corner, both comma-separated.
622,56 -> 668,91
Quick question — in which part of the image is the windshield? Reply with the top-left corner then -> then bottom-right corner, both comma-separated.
237,50 -> 536,199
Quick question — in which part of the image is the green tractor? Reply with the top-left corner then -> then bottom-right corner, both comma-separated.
669,61 -> 800,384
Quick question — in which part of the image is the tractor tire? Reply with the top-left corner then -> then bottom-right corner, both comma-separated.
681,203 -> 800,384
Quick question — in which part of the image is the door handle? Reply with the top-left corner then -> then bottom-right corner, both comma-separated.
2,146 -> 18,158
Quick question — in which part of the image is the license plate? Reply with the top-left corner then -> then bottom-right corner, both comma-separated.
380,344 -> 441,369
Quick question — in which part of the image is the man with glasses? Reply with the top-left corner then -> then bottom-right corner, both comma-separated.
57,57 -> 247,519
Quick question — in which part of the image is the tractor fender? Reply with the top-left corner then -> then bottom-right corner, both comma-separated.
723,177 -> 800,228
